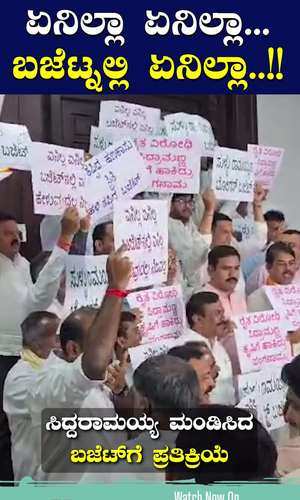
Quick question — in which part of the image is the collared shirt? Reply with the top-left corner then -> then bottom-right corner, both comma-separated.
0,246 -> 67,356
203,283 -> 247,319
179,329 -> 235,405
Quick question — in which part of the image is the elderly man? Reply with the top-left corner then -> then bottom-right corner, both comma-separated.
0,207 -> 80,482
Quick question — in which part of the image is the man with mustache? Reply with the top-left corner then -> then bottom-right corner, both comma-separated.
246,229 -> 300,296
203,245 -> 247,318
187,183 -> 267,294
183,291 -> 235,405
167,344 -> 217,403
199,246 -> 246,377
247,242 -> 297,312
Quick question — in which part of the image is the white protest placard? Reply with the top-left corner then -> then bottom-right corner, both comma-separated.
84,138 -> 149,221
129,338 -> 179,372
89,126 -> 135,156
248,144 -> 284,190
113,199 -> 168,290
89,126 -> 115,155
136,136 -> 201,193
99,101 -> 161,137
234,310 -> 291,374
232,217 -> 255,241
159,120 -> 167,136
64,255 -> 108,314
212,147 -> 255,202
127,285 -> 185,344
164,112 -> 215,157
31,142 -> 87,216
264,284 -> 300,330
238,366 -> 287,431
236,370 -> 260,418
0,122 -> 31,170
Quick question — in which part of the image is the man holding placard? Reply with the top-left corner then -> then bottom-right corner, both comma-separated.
168,189 -> 217,292
186,183 -> 268,293
247,242 -> 300,354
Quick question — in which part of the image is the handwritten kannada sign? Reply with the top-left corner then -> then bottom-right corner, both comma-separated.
159,120 -> 167,137
84,138 -> 149,220
89,126 -> 135,156
89,126 -> 115,155
31,142 -> 87,216
248,144 -> 284,190
264,284 -> 300,330
129,338 -> 179,372
113,199 -> 169,290
0,122 -> 31,170
234,310 -> 291,374
127,285 -> 185,344
136,136 -> 201,193
212,147 -> 255,202
99,100 -> 161,136
238,366 -> 287,431
64,255 -> 108,314
164,112 -> 215,157
232,217 -> 255,241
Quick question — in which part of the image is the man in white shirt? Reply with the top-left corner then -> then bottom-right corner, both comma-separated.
28,247 -> 132,481
168,189 -> 216,290
188,183 -> 267,291
183,291 -> 235,405
0,207 -> 80,482
4,311 -> 60,481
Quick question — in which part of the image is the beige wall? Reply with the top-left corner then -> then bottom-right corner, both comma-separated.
257,95 -> 300,229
